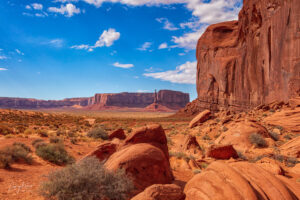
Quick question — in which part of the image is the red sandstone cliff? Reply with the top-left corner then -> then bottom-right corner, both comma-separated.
0,90 -> 189,111
190,0 -> 300,113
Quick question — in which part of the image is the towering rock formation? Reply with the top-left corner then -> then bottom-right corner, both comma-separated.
194,0 -> 300,112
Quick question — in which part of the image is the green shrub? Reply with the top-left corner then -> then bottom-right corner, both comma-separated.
35,143 -> 74,165
38,130 -> 48,137
32,139 -> 44,147
237,151 -> 247,160
249,133 -> 267,148
87,127 -> 108,140
39,156 -> 134,200
193,169 -> 201,174
0,151 -> 13,169
70,138 -> 78,145
49,136 -> 63,144
202,134 -> 211,141
0,123 -> 14,135
269,132 -> 279,141
0,143 -> 33,168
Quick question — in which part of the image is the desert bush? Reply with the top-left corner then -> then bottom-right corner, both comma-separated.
237,151 -> 247,160
70,138 -> 77,145
24,128 -> 35,135
0,151 -> 13,169
37,130 -> 48,137
32,139 -> 44,147
269,131 -> 279,141
56,129 -> 66,136
35,143 -> 74,165
87,127 -> 108,140
49,136 -> 63,144
273,154 -> 285,163
284,134 -> 292,140
0,143 -> 33,168
0,123 -> 14,135
40,156 -> 134,200
286,157 -> 299,167
193,169 -> 201,174
202,134 -> 211,141
249,133 -> 267,148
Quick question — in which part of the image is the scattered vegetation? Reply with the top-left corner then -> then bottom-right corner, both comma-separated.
0,123 -> 14,135
249,133 -> 267,148
87,127 -> 108,140
32,139 -> 45,148
35,143 -> 74,165
40,156 -> 134,200
202,134 -> 211,141
237,151 -> 247,160
169,151 -> 195,162
49,136 -> 63,144
193,169 -> 201,174
0,142 -> 33,169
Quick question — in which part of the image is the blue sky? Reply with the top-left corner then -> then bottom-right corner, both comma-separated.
0,0 -> 242,100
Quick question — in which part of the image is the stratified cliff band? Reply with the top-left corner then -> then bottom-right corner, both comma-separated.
0,90 -> 189,111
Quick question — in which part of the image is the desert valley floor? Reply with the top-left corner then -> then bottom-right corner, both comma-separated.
0,99 -> 300,199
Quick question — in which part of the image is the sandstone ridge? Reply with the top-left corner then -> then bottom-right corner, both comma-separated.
0,90 -> 189,111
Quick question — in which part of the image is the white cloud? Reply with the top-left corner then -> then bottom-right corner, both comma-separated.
25,5 -> 31,9
113,62 -> 134,69
32,3 -> 43,10
172,27 -> 205,49
137,42 -> 152,51
53,0 -> 78,2
15,49 -> 24,55
156,18 -> 178,31
48,39 -> 64,48
95,28 -> 120,47
48,3 -> 80,17
0,68 -> 8,71
0,55 -> 7,60
83,0 -> 187,7
137,89 -> 149,93
144,61 -> 196,84
71,28 -> 120,51
158,42 -> 168,49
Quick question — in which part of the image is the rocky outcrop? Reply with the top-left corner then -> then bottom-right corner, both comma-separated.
191,0 -> 300,113
189,110 -> 211,128
131,184 -> 185,200
184,161 -> 300,200
109,128 -> 126,140
280,136 -> 300,158
85,124 -> 173,196
215,120 -> 270,151
207,145 -> 238,160
0,90 -> 189,111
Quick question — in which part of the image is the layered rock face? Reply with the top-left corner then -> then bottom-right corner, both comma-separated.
0,90 -> 189,110
88,90 -> 189,110
0,97 -> 90,109
196,0 -> 300,112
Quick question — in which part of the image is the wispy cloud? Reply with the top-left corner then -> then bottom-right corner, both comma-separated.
0,55 -> 7,60
15,49 -> 24,55
48,3 -> 80,17
137,42 -> 152,51
156,18 -> 179,31
144,61 -> 196,84
158,42 -> 168,49
0,68 -> 8,71
48,39 -> 64,48
113,62 -> 134,69
71,28 -> 120,51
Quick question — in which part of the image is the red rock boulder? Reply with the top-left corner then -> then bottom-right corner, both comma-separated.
109,128 -> 126,140
184,161 -> 300,200
131,184 -> 185,200
207,145 -> 238,160
105,143 -> 173,193
83,141 -> 118,162
189,110 -> 211,128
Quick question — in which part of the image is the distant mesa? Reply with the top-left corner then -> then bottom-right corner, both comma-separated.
0,90 -> 190,111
